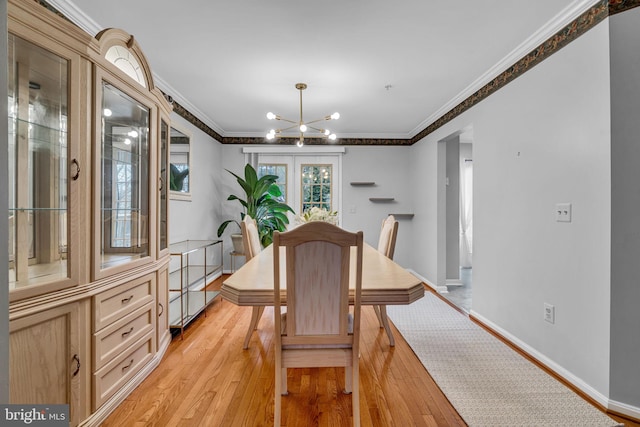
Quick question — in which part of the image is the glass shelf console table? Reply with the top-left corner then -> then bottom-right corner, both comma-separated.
169,239 -> 223,337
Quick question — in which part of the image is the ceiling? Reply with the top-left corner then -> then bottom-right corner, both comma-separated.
51,0 -> 592,141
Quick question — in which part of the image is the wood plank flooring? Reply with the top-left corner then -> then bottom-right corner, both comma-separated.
102,276 -> 638,426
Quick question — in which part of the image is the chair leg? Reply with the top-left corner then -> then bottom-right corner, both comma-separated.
281,368 -> 288,395
344,365 -> 352,394
352,363 -> 360,426
372,305 -> 384,327
274,356 -> 282,425
243,305 -> 264,349
379,305 -> 395,347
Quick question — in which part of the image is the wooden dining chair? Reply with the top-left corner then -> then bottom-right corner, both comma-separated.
241,215 -> 265,349
273,222 -> 364,426
373,215 -> 399,346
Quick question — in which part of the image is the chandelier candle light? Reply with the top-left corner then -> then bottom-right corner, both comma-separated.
266,83 -> 340,147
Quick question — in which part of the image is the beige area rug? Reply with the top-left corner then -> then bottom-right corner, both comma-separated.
387,293 -> 622,427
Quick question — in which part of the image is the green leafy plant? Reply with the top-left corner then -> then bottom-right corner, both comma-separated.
217,163 -> 295,247
169,163 -> 189,192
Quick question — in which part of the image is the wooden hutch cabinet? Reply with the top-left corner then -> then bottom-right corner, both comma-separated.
7,1 -> 172,425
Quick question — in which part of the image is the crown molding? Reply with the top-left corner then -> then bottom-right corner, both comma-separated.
409,0 -> 602,139
154,75 -> 226,137
45,0 -> 227,138
45,0 -> 101,35
42,0 -> 638,146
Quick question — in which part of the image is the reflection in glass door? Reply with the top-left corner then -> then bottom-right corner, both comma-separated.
7,34 -> 70,291
100,82 -> 150,270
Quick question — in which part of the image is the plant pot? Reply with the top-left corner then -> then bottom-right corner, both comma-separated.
231,233 -> 244,254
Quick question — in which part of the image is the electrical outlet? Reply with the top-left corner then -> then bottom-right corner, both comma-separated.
544,303 -> 555,324
556,203 -> 571,222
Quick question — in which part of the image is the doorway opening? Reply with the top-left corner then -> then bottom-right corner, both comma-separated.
439,128 -> 473,312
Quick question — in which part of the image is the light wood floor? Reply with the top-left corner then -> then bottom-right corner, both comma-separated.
102,276 -> 638,426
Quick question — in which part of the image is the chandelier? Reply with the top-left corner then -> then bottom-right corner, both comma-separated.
266,83 -> 340,147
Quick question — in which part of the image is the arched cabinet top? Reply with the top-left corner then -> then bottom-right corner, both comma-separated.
91,28 -> 172,113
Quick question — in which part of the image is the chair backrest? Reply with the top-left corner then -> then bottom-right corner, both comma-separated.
241,216 -> 262,261
377,215 -> 399,260
273,221 -> 363,348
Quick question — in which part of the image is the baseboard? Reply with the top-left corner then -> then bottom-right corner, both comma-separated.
192,270 -> 223,291
470,310 -> 640,421
445,279 -> 464,287
608,399 -> 640,421
407,269 -> 448,294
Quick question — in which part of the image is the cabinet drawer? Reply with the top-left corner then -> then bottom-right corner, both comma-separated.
93,333 -> 154,408
93,303 -> 154,371
94,274 -> 155,331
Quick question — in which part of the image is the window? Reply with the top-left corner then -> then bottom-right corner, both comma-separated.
301,164 -> 332,212
258,163 -> 287,203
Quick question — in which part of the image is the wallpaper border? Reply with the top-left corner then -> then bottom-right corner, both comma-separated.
37,0 -> 640,146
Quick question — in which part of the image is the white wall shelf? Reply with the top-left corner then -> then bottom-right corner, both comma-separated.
390,213 -> 415,219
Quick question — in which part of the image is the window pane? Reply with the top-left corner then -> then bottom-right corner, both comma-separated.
258,163 -> 287,203
300,164 -> 332,212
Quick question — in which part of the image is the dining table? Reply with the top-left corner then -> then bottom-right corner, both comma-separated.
220,243 -> 424,346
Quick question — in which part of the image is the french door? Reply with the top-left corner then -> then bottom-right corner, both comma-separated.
257,154 -> 341,225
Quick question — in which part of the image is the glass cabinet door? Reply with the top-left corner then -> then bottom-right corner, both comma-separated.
159,118 -> 169,256
7,34 -> 73,294
99,81 -> 150,271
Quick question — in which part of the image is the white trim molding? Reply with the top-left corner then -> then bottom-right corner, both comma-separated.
408,269 -> 448,294
470,310 -> 640,421
409,0 -> 602,138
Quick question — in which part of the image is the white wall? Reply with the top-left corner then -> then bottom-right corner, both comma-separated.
409,139 -> 441,287
411,20 -> 613,403
609,6 -> 640,411
341,146 -> 413,266
168,114 -> 223,245
217,144 -> 252,270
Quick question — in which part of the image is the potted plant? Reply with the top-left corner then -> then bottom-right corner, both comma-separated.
217,163 -> 295,249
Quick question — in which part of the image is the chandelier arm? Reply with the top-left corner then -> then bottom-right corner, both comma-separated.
276,117 -> 297,125
307,125 -> 328,135
278,124 -> 298,132
305,117 -> 331,125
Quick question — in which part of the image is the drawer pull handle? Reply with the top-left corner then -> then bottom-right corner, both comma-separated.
121,327 -> 134,338
122,358 -> 134,372
158,303 -> 164,316
121,295 -> 134,304
72,354 -> 81,377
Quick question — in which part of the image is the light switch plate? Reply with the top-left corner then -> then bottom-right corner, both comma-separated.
544,303 -> 555,324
